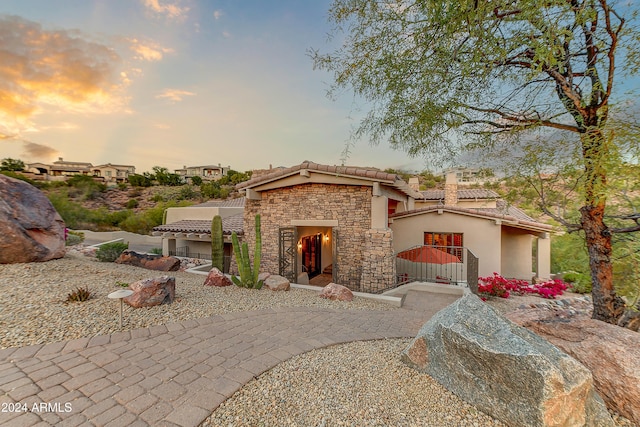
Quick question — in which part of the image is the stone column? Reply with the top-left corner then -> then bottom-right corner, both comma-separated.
360,229 -> 395,293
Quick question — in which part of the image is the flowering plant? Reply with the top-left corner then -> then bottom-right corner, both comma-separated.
478,273 -> 568,300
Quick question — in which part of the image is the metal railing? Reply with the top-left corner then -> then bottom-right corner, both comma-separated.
396,245 -> 478,293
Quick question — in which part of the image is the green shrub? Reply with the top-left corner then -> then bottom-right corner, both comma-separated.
190,175 -> 203,186
95,242 -> 129,262
562,272 -> 592,294
65,233 -> 84,246
149,247 -> 163,255
126,199 -> 139,209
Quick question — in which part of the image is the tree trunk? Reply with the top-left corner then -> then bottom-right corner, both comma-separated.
580,128 -> 626,324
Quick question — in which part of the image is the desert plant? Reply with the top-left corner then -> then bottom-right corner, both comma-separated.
65,230 -> 84,246
211,215 -> 224,271
66,286 -> 93,302
126,199 -> 139,209
95,242 -> 129,262
190,175 -> 203,186
149,247 -> 163,255
115,281 -> 129,288
230,214 -> 262,289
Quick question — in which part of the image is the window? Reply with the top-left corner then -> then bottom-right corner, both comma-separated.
424,232 -> 463,260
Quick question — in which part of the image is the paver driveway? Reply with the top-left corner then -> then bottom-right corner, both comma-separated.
0,292 -> 459,427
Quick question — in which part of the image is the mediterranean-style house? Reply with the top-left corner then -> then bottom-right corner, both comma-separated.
154,161 -> 552,294
25,158 -> 135,184
174,164 -> 231,183
152,198 -> 245,271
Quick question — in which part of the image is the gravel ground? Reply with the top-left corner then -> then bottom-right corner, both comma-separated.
1,252 -> 634,427
0,251 -> 393,349
204,338 -> 507,427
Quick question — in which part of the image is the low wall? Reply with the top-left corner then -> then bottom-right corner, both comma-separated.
74,230 -> 162,247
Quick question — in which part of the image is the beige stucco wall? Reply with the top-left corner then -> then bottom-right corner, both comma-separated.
165,206 -> 243,223
500,227 -> 534,280
390,212 -> 502,278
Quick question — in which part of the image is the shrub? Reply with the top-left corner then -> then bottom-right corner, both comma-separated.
65,233 -> 84,246
478,273 -> 569,300
95,242 -> 129,262
190,175 -> 203,186
149,247 -> 163,255
126,199 -> 139,209
66,286 -> 93,302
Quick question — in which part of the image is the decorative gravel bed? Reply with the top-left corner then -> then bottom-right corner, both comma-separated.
0,252 -> 394,349
205,338 -> 507,427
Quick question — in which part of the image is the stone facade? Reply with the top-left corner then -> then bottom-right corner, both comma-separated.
360,229 -> 396,292
244,183 -> 395,292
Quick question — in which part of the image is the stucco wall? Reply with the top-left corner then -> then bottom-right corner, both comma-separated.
500,227 -> 534,279
390,212 -> 502,278
244,183 -> 377,290
165,206 -> 243,222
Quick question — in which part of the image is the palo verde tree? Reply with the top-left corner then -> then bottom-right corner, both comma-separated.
312,0 -> 640,326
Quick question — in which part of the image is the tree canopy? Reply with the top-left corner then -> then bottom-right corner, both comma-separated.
313,0 -> 640,327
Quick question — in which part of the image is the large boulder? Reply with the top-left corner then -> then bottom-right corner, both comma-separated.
124,276 -> 175,308
0,175 -> 66,263
203,267 -> 232,287
319,283 -> 353,301
115,250 -> 180,271
264,274 -> 290,291
507,310 -> 640,425
401,294 -> 613,427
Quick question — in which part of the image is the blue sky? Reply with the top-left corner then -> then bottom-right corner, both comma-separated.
0,0 -> 427,174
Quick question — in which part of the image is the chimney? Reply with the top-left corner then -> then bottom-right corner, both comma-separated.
408,177 -> 419,191
444,172 -> 458,205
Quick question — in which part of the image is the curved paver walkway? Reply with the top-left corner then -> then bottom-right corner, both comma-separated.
0,292 -> 459,427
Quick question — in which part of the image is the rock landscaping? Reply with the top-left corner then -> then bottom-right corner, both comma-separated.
402,294 -> 613,427
0,174 -> 66,264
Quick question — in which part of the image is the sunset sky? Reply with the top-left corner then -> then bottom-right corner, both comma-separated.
0,0 -> 429,174
2,1 -> 637,176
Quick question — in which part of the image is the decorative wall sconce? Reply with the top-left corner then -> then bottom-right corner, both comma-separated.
297,240 -> 302,250
324,234 -> 330,243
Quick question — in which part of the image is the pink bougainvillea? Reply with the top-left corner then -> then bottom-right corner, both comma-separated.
478,273 -> 568,300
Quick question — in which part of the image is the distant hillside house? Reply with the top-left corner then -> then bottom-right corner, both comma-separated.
441,166 -> 498,186
175,164 -> 231,182
91,163 -> 136,184
25,158 -> 135,184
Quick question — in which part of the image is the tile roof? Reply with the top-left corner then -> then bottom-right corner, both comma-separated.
420,189 -> 499,200
153,213 -> 244,235
390,201 -> 552,232
193,197 -> 246,208
237,160 -> 423,198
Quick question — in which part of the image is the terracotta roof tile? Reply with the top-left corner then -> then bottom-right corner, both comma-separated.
193,197 -> 246,208
237,160 -> 423,199
153,213 -> 244,235
390,203 -> 552,231
420,189 -> 499,200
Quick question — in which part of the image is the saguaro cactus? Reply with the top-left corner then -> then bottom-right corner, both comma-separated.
211,215 -> 224,271
231,214 -> 263,289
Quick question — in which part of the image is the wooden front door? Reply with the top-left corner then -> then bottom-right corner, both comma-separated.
301,234 -> 321,278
